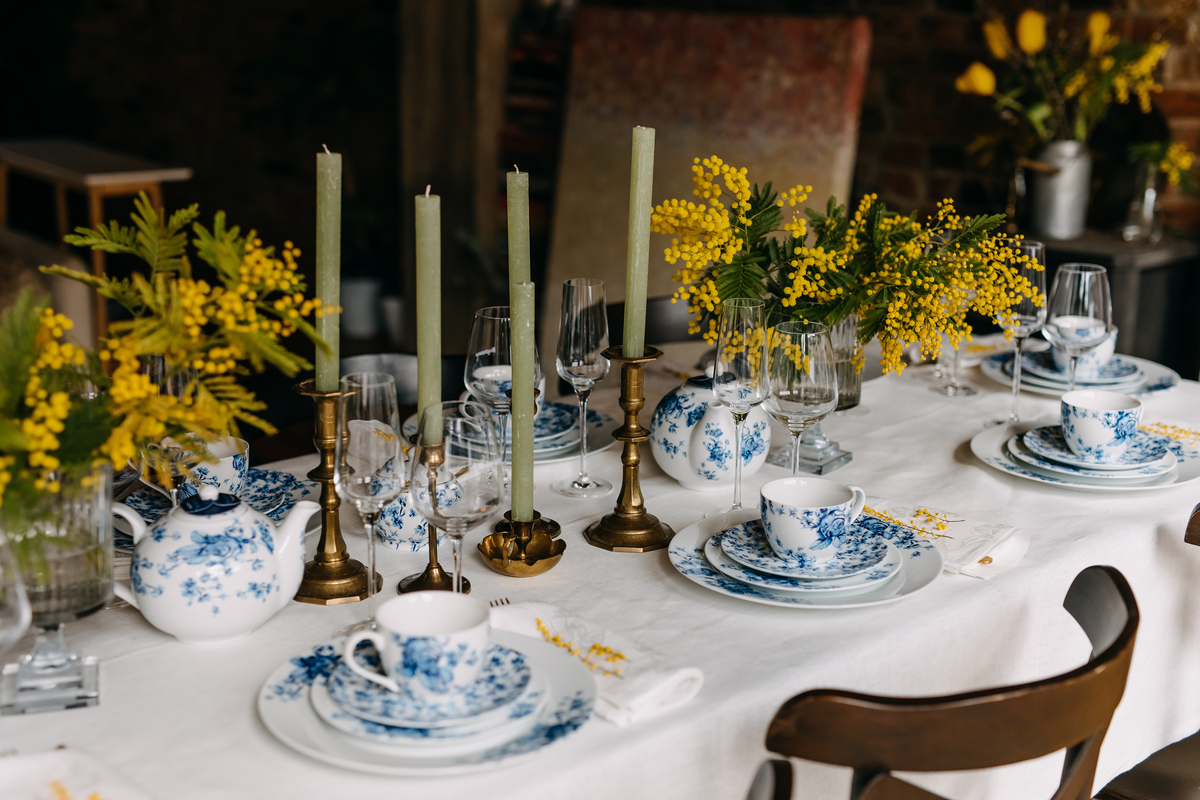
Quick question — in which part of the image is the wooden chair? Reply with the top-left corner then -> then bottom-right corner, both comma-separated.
760,565 -> 1139,800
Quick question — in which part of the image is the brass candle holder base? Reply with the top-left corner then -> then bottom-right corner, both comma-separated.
398,543 -> 470,595
292,379 -> 372,605
582,346 -> 674,553
480,510 -> 564,577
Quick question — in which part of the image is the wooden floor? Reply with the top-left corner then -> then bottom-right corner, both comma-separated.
1099,729 -> 1200,800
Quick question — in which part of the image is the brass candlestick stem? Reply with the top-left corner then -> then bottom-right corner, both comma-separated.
583,345 -> 674,552
292,379 -> 376,604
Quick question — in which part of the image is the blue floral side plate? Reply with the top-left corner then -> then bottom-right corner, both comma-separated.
719,519 -> 888,579
1023,425 -> 1171,470
705,533 -> 901,592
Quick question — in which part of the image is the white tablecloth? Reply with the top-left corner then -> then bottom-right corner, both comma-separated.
5,359 -> 1200,800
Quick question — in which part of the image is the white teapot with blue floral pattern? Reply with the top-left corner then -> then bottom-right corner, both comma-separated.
112,485 -> 319,645
649,376 -> 771,491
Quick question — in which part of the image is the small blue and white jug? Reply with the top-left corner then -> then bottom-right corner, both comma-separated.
649,377 -> 771,492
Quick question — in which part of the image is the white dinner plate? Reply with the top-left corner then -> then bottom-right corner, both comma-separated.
1019,351 -> 1142,384
981,353 -> 1180,398
1023,426 -> 1172,470
1006,436 -> 1176,481
704,533 -> 902,594
970,421 -> 1200,493
667,510 -> 943,609
402,406 -> 617,464
258,630 -> 595,777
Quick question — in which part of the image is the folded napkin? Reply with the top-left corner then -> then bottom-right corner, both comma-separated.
0,749 -> 155,800
489,601 -> 703,727
865,497 -> 1029,579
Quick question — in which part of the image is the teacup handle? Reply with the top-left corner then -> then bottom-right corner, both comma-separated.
845,485 -> 866,524
344,631 -> 401,693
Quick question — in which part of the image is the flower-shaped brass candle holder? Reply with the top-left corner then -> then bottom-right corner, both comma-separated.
481,510 -> 564,577
292,379 -> 377,604
583,345 -> 674,552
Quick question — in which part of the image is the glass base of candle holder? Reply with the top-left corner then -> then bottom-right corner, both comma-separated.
768,426 -> 853,474
1,655 -> 99,716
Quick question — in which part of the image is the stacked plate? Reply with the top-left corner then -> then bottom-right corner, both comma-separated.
257,630 -> 596,776
401,402 -> 617,464
981,351 -> 1180,398
970,421 -> 1200,493
668,509 -> 943,609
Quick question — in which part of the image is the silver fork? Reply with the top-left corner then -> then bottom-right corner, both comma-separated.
489,598 -> 510,607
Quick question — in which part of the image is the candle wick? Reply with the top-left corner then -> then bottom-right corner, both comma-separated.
322,144 -> 331,154
425,185 -> 431,198
514,164 -> 520,173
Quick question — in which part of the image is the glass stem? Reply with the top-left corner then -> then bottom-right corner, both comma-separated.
363,511 -> 377,622
452,535 -> 464,594
29,624 -> 71,672
575,389 -> 591,487
731,410 -> 747,511
790,430 -> 803,476
1067,356 -> 1078,393
950,345 -> 962,388
1010,335 -> 1026,422
498,411 -> 510,484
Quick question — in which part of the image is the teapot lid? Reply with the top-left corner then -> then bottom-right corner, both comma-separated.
180,485 -> 241,516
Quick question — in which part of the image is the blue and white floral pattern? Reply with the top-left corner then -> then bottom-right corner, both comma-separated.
375,481 -> 462,551
1058,400 -> 1143,463
720,519 -> 888,579
328,644 -> 532,727
1024,425 -> 1169,469
1024,350 -> 1137,383
180,452 -> 249,499
986,352 -> 1180,399
1006,435 -> 1175,480
704,532 -> 901,592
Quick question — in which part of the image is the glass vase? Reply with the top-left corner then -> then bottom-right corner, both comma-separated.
1122,163 -> 1163,244
1,463 -> 113,715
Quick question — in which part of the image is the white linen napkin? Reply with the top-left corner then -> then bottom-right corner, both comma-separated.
864,497 -> 1029,579
0,749 -> 155,800
489,601 -> 703,727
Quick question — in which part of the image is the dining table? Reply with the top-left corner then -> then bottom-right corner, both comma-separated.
4,342 -> 1200,800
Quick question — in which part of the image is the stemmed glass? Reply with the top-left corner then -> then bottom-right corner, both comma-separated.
991,238 -> 1047,425
553,278 -> 611,498
333,372 -> 405,637
409,401 -> 505,593
763,322 -> 839,475
935,298 -> 977,397
707,298 -> 769,518
0,536 -> 30,656
464,306 -> 543,467
1043,263 -> 1113,392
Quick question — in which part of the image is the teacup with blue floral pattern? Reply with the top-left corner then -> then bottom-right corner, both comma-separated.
759,477 -> 866,563
1060,390 -> 1143,463
344,592 -> 490,697
151,436 -> 248,499
1051,326 -> 1117,380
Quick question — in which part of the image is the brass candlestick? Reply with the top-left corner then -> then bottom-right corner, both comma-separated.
292,379 -> 377,604
583,345 -> 674,552
398,438 -> 468,594
481,510 -> 564,577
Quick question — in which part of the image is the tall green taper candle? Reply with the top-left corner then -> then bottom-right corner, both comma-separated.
506,169 -> 530,285
315,147 -> 342,391
415,188 -> 443,441
510,281 -> 536,522
623,126 -> 655,358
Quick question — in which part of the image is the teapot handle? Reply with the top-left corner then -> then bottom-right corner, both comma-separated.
113,503 -> 149,546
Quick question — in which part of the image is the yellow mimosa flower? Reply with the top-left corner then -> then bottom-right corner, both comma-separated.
1088,12 -> 1111,55
955,62 -> 997,96
1016,10 -> 1046,55
983,19 -> 1012,60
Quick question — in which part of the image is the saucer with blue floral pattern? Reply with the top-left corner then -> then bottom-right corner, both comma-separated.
704,532 -> 901,593
1020,351 -> 1142,384
719,519 -> 888,579
328,644 -> 532,728
1007,435 -> 1176,481
311,671 -> 548,756
1023,426 -> 1171,470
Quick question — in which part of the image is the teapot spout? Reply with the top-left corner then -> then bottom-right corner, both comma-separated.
276,500 -> 321,605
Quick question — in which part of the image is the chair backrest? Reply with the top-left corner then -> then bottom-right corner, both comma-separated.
765,566 -> 1139,800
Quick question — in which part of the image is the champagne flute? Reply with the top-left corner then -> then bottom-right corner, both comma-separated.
553,278 -> 611,498
1043,263 -> 1113,392
991,238 -> 1047,425
763,322 -> 838,475
707,298 -> 769,518
464,307 -> 543,468
409,401 -> 505,593
333,372 -> 405,636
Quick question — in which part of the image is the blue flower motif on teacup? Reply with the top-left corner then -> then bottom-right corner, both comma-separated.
761,498 -> 850,557
397,637 -> 481,695
649,377 -> 771,491
1060,391 -> 1143,463
180,452 -> 248,499
377,483 -> 462,550
1051,326 -> 1117,380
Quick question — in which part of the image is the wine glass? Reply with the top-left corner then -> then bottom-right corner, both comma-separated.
553,278 -> 611,498
0,536 -> 30,656
409,401 -> 505,593
333,372 -> 405,636
464,307 -> 543,468
1043,263 -> 1113,392
991,238 -> 1047,425
1,463 -> 113,714
763,322 -> 839,475
707,298 -> 769,518
934,295 -> 977,397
